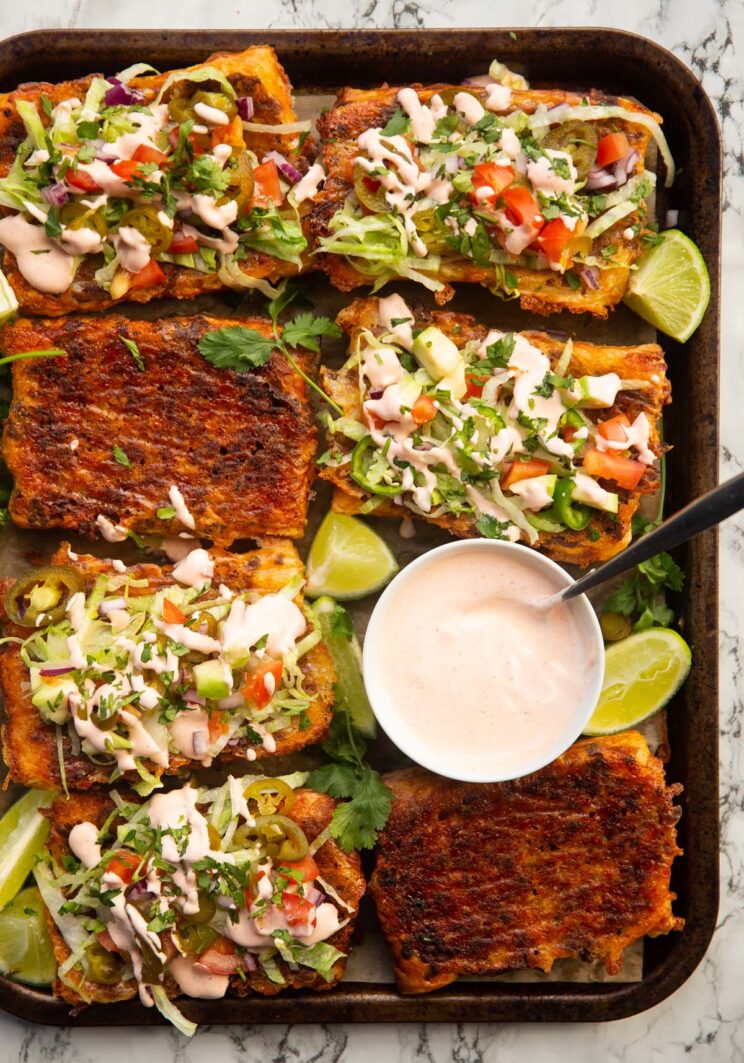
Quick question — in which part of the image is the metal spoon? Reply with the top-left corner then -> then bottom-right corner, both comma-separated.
535,471 -> 744,611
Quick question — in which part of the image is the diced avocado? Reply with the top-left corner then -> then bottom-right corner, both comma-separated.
572,474 -> 619,513
412,327 -> 462,381
193,659 -> 233,701
509,474 -> 557,509
30,672 -> 77,724
574,373 -> 621,409
27,583 -> 61,615
438,361 -> 467,401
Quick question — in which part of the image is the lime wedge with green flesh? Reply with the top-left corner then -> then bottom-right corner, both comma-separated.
583,627 -> 691,736
623,229 -> 710,342
313,596 -> 376,738
305,512 -> 398,600
0,269 -> 18,325
0,789 -> 53,909
0,886 -> 55,986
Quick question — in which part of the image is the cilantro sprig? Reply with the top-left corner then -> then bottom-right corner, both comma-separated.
603,551 -> 684,631
197,286 -> 343,414
308,709 -> 393,852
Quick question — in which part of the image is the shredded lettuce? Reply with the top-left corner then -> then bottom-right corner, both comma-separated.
116,62 -> 159,84
14,100 -> 47,151
216,254 -> 286,298
239,205 -> 307,266
155,65 -> 236,105
151,985 -> 197,1037
81,77 -> 110,118
0,149 -> 42,210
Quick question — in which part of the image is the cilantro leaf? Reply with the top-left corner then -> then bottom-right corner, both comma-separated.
120,335 -> 145,372
326,769 -> 393,851
381,108 -> 410,137
602,551 -> 684,631
306,762 -> 359,800
112,445 -> 131,468
475,514 -> 512,540
327,601 -> 353,641
44,207 -> 62,240
198,326 -> 275,371
282,311 -> 342,352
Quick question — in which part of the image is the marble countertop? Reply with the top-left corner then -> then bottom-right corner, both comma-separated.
0,1 -> 742,1060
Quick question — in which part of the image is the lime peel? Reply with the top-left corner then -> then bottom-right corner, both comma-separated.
0,886 -> 56,986
305,512 -> 398,600
0,789 -> 54,910
583,627 -> 691,736
623,229 -> 710,343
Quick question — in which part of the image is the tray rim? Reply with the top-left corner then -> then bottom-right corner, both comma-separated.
0,23 -> 722,1027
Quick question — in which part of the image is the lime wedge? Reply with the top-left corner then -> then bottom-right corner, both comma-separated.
0,886 -> 55,986
0,269 -> 18,324
583,627 -> 691,736
305,512 -> 398,600
623,229 -> 710,342
0,790 -> 53,909
313,596 -> 376,737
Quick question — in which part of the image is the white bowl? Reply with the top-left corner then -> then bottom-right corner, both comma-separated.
362,539 -> 605,783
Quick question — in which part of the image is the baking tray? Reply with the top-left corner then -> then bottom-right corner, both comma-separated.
0,26 -> 721,1025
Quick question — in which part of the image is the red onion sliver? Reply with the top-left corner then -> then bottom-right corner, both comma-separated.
192,730 -> 209,756
104,77 -> 144,107
585,167 -> 618,191
42,182 -> 69,207
217,693 -> 245,710
241,952 -> 258,973
183,689 -> 206,705
305,887 -> 325,906
581,266 -> 601,291
237,96 -> 254,121
40,665 -> 75,677
263,150 -> 303,185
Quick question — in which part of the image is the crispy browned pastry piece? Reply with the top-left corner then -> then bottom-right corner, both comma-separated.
43,786 -> 365,1005
1,313 -> 317,543
320,297 -> 670,566
0,47 -> 303,315
370,732 -> 684,994
0,540 -> 334,789
305,85 -> 660,315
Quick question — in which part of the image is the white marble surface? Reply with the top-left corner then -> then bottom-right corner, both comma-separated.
0,1 -> 742,1059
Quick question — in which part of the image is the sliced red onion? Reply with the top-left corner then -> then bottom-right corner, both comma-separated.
369,388 -> 383,399
586,166 -> 618,192
217,693 -> 245,710
612,150 -> 639,187
581,266 -> 601,291
237,96 -> 254,121
126,881 -> 154,903
183,689 -> 206,705
305,887 -> 325,906
104,77 -> 145,107
42,182 -> 69,207
192,730 -> 209,756
241,952 -> 258,973
40,664 -> 75,677
263,150 -> 303,185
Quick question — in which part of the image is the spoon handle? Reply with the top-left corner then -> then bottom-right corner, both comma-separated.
563,471 -> 744,602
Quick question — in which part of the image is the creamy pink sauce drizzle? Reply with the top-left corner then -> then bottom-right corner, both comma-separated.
373,549 -> 595,775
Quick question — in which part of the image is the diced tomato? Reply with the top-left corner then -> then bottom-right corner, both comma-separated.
111,159 -> 142,181
106,850 -> 142,884
132,144 -> 170,166
465,373 -> 484,399
250,160 -> 283,209
597,413 -> 631,443
128,259 -> 166,291
167,229 -> 200,254
197,937 -> 239,976
208,710 -> 228,741
97,929 -> 120,953
167,127 -> 206,156
162,598 -> 187,625
501,458 -> 551,489
211,115 -> 245,150
502,185 -> 543,229
280,855 -> 320,883
66,168 -> 102,193
241,659 -> 283,710
471,162 -> 515,206
536,218 -> 574,267
583,447 -> 645,489
563,425 -> 579,442
596,132 -> 631,168
411,394 -> 438,426
281,891 -> 315,929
